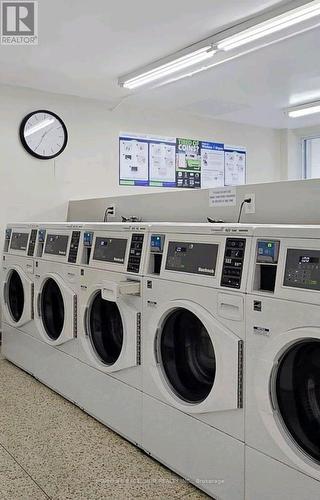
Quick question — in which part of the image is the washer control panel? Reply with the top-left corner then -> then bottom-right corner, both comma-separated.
165,242 -> 218,276
27,229 -> 38,256
284,249 -> 320,290
127,234 -> 144,273
68,231 -> 81,263
221,238 -> 246,289
10,232 -> 29,252
45,234 -> 69,256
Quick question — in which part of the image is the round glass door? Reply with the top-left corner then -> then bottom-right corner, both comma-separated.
275,339 -> 320,464
41,278 -> 65,340
159,308 -> 216,404
8,270 -> 24,322
88,291 -> 123,366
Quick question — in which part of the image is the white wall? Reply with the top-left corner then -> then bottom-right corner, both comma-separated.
0,83 -> 282,232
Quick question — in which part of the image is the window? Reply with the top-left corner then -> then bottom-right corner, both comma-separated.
303,136 -> 320,179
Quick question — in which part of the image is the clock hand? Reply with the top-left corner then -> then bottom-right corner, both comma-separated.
34,127 -> 54,151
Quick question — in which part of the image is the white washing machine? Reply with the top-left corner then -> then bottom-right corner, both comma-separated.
142,223 -> 254,500
1,224 -> 38,337
2,223 -> 85,402
245,225 -> 320,499
32,223 -> 84,358
75,223 -> 149,444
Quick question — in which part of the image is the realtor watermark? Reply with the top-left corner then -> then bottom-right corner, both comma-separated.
1,1 -> 38,45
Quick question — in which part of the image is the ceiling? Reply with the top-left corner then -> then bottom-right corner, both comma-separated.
0,0 -> 319,129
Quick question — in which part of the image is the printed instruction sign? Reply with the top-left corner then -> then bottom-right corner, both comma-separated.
149,140 -> 176,187
119,133 -> 246,189
224,146 -> 246,186
201,142 -> 225,189
119,136 -> 149,186
209,187 -> 237,207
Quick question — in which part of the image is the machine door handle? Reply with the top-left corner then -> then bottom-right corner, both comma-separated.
3,282 -> 7,304
37,293 -> 42,317
84,307 -> 89,336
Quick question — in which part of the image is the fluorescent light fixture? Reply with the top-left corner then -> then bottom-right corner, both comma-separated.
287,101 -> 320,118
25,118 -> 55,137
217,0 -> 320,51
121,46 -> 216,89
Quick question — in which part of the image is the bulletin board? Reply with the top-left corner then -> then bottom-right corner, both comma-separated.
119,132 -> 246,189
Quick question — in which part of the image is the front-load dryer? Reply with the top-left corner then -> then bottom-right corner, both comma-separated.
75,223 -> 149,444
1,224 -> 38,337
142,223 -> 254,500
245,225 -> 320,500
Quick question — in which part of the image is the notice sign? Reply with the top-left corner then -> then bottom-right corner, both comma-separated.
209,187 -> 237,207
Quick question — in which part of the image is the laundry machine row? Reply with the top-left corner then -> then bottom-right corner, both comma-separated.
3,222 -> 320,500
1,222 -> 149,445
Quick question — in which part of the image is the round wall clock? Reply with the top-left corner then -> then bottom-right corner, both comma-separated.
20,110 -> 68,160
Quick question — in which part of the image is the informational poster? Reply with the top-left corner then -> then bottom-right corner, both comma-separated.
175,138 -> 201,188
119,136 -> 149,186
119,133 -> 246,189
201,142 -> 225,189
149,140 -> 176,187
224,146 -> 246,186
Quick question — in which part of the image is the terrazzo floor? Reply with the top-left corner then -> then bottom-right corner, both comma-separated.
0,352 -> 209,499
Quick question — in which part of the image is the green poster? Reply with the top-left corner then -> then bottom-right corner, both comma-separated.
175,138 -> 201,188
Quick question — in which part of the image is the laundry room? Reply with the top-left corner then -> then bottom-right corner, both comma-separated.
1,1 -> 320,499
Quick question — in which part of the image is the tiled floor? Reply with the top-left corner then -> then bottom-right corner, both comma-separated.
0,353 -> 209,499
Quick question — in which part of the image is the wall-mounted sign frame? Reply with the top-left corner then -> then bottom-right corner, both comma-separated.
119,132 -> 246,189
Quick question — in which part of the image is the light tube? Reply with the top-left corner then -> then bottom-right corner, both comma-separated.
122,46 -> 216,89
217,0 -> 320,51
288,102 -> 320,117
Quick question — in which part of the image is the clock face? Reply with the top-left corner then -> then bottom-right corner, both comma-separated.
20,110 -> 68,160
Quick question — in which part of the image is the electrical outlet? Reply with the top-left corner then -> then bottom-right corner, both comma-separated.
245,194 -> 255,214
108,205 -> 116,217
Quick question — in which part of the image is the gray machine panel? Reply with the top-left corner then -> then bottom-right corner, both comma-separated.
165,241 -> 218,276
10,232 -> 29,251
44,234 -> 69,256
284,249 -> 320,290
93,237 -> 127,264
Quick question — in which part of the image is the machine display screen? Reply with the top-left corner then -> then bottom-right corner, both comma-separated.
10,232 -> 29,251
150,235 -> 164,253
93,237 -> 127,264
44,234 -> 69,256
84,232 -> 94,247
38,230 -> 46,243
284,249 -> 320,291
257,240 -> 279,263
299,256 -> 319,264
165,241 -> 218,276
